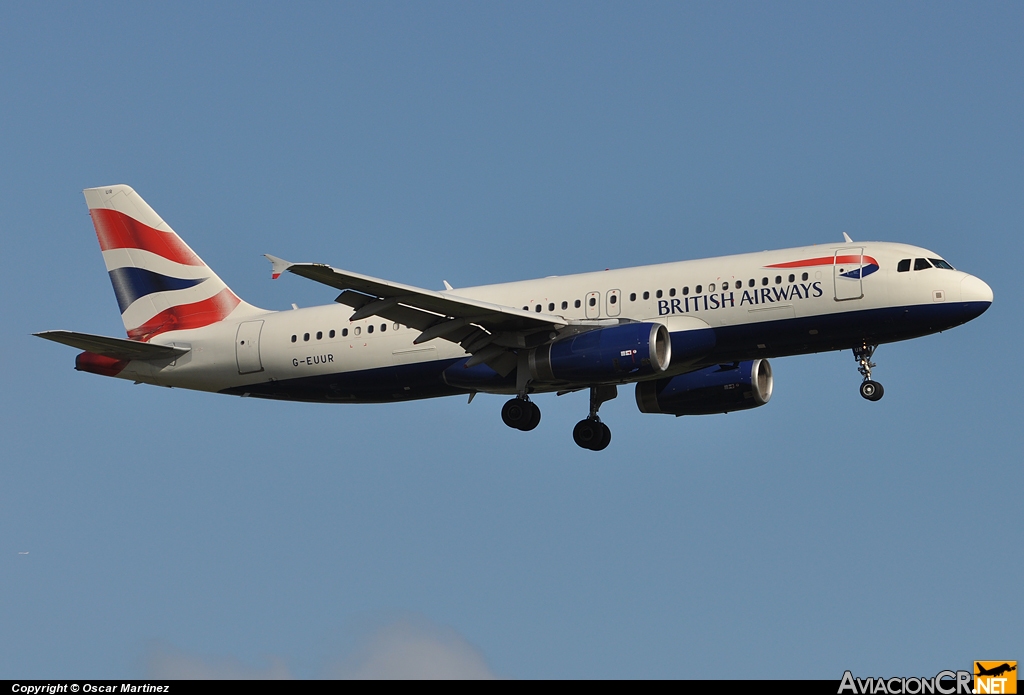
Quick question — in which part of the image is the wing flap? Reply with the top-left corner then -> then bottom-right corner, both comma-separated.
34,330 -> 189,360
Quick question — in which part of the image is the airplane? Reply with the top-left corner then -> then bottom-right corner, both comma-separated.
976,663 -> 1016,678
36,185 -> 993,450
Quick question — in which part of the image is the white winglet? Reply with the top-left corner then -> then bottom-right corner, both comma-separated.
265,254 -> 293,280
443,280 -> 453,291
842,232 -> 854,243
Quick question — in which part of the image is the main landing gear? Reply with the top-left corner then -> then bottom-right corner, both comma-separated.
501,385 -> 617,451
572,385 -> 617,451
853,342 -> 884,402
501,396 -> 541,431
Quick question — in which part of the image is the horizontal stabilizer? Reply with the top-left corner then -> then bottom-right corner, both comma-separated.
34,330 -> 189,361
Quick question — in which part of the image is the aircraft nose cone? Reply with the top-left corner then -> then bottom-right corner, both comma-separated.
961,274 -> 994,304
959,275 -> 993,322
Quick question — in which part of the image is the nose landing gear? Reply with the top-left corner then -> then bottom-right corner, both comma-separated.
853,342 -> 884,401
501,396 -> 541,431
573,385 -> 617,451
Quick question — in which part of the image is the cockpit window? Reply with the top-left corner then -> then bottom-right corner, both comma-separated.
914,258 -> 932,271
929,258 -> 954,270
897,259 -> 911,272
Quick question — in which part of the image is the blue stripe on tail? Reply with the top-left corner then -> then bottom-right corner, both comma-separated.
108,267 -> 208,313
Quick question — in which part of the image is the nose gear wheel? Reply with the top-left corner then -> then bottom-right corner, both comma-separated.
853,342 -> 884,401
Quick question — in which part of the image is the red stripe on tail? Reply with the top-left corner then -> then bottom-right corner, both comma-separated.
90,208 -> 203,266
127,288 -> 241,341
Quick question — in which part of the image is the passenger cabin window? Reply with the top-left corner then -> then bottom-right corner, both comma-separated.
683,287 -> 689,295
548,303 -> 555,311
342,328 -> 349,337
898,259 -> 911,272
629,293 -> 636,302
695,284 -> 702,294
669,288 -> 676,297
380,323 -> 387,332
656,290 -> 663,299
775,276 -> 782,284
801,272 -> 809,281
643,291 -> 650,300
930,258 -> 954,270
761,277 -> 768,286
535,304 -> 542,312
303,333 -> 310,342
329,330 -> 335,338
354,327 -> 361,336
291,335 -> 297,343
367,324 -> 374,334
562,301 -> 569,309
748,279 -> 755,288
788,274 -> 795,283
610,294 -> 617,304
914,258 -> 932,271
589,297 -> 596,307
575,299 -> 581,308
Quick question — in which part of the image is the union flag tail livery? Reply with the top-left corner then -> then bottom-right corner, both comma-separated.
84,185 -> 261,341
37,185 -> 993,450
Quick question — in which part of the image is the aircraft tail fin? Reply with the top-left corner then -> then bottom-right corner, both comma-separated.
84,185 -> 262,341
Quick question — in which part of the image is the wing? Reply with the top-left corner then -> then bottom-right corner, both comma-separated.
266,255 -> 576,375
34,330 -> 189,361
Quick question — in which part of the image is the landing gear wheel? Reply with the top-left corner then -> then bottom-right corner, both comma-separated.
502,398 -> 541,431
520,401 -> 541,431
853,343 -> 884,402
859,380 -> 884,402
573,419 -> 611,451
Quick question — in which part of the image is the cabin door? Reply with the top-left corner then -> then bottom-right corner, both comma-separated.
235,320 -> 264,374
834,248 -> 865,301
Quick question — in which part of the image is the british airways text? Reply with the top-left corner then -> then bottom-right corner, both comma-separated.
658,281 -> 823,316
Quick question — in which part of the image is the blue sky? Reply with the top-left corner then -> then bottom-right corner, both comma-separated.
1,2 -> 1020,679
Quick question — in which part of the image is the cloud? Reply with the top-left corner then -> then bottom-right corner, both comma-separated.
330,616 -> 497,680
144,615 -> 498,680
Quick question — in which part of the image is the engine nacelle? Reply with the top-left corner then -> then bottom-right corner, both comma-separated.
635,359 -> 773,416
530,322 -> 671,384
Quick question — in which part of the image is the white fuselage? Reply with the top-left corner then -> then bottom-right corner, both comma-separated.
110,240 -> 992,403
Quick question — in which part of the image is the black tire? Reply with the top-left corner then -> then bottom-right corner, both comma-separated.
573,419 -> 603,450
592,423 -> 611,451
519,401 -> 541,431
501,399 -> 528,429
859,380 -> 884,401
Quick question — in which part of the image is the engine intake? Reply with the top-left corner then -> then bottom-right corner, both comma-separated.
635,359 -> 773,416
530,322 -> 671,384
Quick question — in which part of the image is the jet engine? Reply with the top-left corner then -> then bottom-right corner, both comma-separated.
635,359 -> 773,416
530,322 -> 672,383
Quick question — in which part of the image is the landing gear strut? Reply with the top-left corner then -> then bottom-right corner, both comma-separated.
573,385 -> 616,451
853,342 -> 884,402
501,396 -> 541,431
